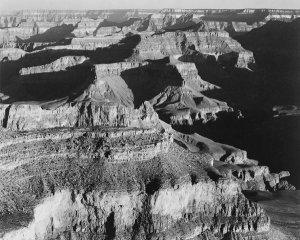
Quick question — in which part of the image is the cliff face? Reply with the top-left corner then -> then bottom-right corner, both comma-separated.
1,182 -> 270,240
1,9 -> 298,45
0,48 -> 26,61
72,18 -> 103,37
0,101 -> 162,131
0,113 -> 275,239
131,31 -> 255,69
19,56 -> 88,74
68,35 -> 125,50
0,100 -> 293,239
0,8 -> 297,240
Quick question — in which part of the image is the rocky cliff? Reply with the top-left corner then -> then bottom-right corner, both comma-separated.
0,8 -> 298,240
0,104 -> 281,239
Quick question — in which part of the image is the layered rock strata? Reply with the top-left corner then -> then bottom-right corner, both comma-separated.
0,107 -> 274,239
0,9 -> 297,240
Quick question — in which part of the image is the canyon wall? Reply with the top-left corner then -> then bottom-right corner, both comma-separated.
0,8 -> 297,240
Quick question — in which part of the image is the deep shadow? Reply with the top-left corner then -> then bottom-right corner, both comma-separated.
179,52 -> 269,117
145,178 -> 161,195
175,19 -> 300,189
131,214 -> 142,240
90,33 -> 141,64
18,33 -> 141,68
217,52 -> 239,68
206,171 -> 221,182
2,105 -> 11,127
104,212 -> 116,240
0,33 -> 141,100
16,24 -> 76,43
2,63 -> 94,103
120,58 -> 183,108
232,19 -> 300,75
173,56 -> 300,189
0,212 -> 33,234
165,21 -> 206,32
94,18 -> 141,32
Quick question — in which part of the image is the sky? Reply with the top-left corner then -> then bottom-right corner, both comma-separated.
0,0 -> 299,10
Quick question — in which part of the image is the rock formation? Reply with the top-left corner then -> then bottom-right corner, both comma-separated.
0,102 -> 278,239
0,8 -> 298,240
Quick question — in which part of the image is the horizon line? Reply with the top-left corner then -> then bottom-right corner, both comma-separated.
1,8 -> 300,11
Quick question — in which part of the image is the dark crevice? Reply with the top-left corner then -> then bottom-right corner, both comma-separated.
207,171 -> 221,182
220,151 -> 232,162
70,190 -> 76,203
145,178 -> 161,195
190,174 -> 198,185
2,104 -> 11,128
131,214 -> 142,240
104,212 -> 116,240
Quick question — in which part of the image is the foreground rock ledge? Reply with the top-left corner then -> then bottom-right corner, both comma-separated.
0,102 -> 290,240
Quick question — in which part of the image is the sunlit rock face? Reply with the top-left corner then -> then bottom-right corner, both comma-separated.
0,8 -> 298,240
72,18 -> 103,37
0,115 -> 273,239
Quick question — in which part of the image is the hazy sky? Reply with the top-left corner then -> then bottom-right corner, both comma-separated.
0,0 -> 299,10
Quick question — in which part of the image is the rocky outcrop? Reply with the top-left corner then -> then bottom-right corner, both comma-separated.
146,13 -> 178,31
0,101 -> 161,131
94,26 -> 122,36
0,118 -> 271,239
0,25 -> 35,44
132,31 -> 255,69
232,166 -> 296,191
19,56 -> 88,74
173,132 -> 295,192
151,86 -> 230,125
0,48 -> 26,61
68,35 -> 126,50
72,18 -> 103,37
0,12 -> 21,28
133,32 -> 185,60
1,9 -> 298,45
184,31 -> 255,68
1,181 -> 270,240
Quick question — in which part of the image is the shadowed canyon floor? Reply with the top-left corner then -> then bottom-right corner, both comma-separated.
0,8 -> 299,240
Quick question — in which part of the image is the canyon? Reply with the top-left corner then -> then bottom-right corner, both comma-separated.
0,8 -> 299,240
